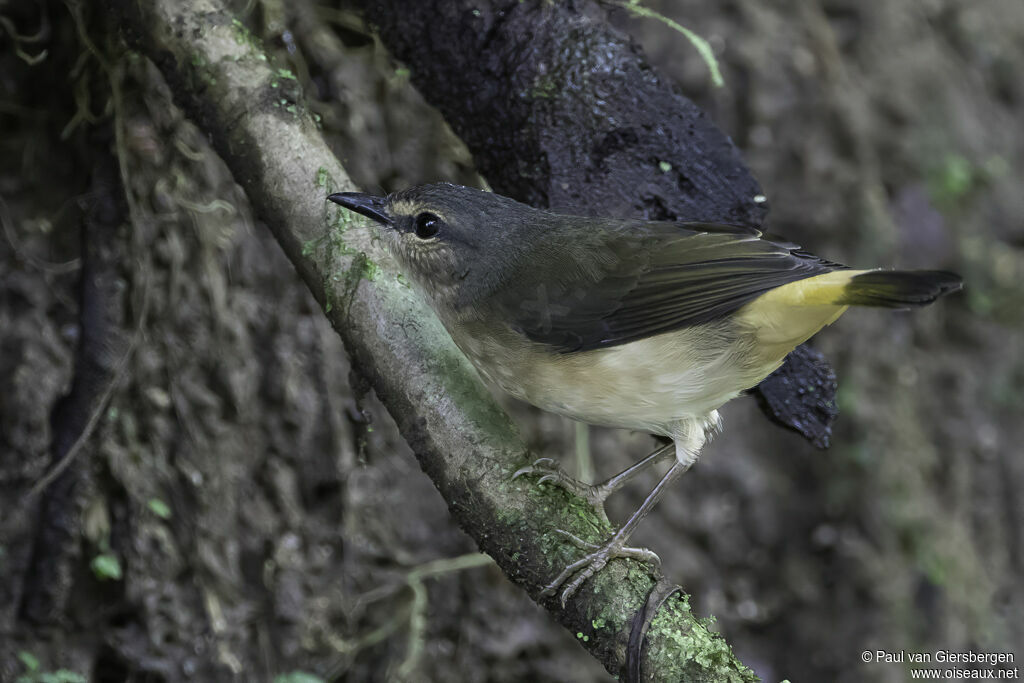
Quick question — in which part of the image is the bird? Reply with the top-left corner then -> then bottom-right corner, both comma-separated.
327,183 -> 962,605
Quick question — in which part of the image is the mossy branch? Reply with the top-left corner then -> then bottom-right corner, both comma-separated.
102,0 -> 756,679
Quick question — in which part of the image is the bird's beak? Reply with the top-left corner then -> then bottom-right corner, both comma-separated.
327,192 -> 392,226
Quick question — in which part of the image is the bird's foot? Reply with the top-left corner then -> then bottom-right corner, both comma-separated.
512,458 -> 612,520
541,530 -> 661,607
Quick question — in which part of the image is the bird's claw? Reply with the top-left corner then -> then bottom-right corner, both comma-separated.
512,457 -> 557,480
511,458 -> 610,519
553,528 -> 600,551
541,531 -> 662,607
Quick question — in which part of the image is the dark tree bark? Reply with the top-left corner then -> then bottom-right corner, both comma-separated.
354,0 -> 764,223
19,125 -> 126,625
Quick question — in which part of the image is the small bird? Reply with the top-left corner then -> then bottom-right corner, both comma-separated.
328,183 -> 961,604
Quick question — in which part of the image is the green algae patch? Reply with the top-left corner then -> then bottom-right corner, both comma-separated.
315,166 -> 334,192
231,18 -> 261,52
645,596 -> 758,682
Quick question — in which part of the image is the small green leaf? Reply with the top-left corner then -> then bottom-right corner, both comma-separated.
658,160 -> 672,173
17,651 -> 39,672
273,673 -> 325,683
147,498 -> 172,519
90,553 -> 123,581
42,671 -> 87,683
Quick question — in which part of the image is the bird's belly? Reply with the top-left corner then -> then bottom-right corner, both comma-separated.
454,321 -> 776,436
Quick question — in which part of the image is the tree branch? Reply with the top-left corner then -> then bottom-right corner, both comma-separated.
104,0 -> 756,678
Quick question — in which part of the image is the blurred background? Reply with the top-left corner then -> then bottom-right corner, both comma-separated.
1,0 -> 1022,681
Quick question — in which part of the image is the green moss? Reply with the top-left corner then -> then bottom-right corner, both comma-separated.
187,52 -> 218,87
314,193 -> 384,300
364,260 -> 382,281
494,505 -> 523,527
645,596 -> 757,681
528,74 -> 559,100
316,178 -> 384,306
427,351 -> 517,447
331,219 -> 357,252
230,18 -> 261,52
315,166 -> 333,191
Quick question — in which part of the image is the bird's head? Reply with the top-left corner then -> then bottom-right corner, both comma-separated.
328,183 -> 544,312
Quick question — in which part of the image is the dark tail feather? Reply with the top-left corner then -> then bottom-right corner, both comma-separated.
837,270 -> 963,308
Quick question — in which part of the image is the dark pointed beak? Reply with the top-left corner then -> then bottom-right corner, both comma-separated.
327,192 -> 392,226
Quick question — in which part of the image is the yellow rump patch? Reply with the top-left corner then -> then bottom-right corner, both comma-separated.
735,269 -> 868,357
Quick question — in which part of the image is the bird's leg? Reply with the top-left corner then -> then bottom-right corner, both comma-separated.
595,442 -> 675,501
512,442 -> 675,521
541,459 -> 691,607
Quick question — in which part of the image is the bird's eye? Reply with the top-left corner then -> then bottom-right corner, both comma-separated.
414,212 -> 441,239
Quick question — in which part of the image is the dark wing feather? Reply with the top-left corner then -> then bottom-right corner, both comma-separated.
493,220 -> 843,353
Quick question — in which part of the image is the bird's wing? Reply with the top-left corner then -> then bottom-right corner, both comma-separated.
491,221 -> 843,353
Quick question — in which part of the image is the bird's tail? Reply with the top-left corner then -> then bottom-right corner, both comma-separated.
834,270 -> 963,308
737,268 -> 962,355
746,268 -> 962,310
